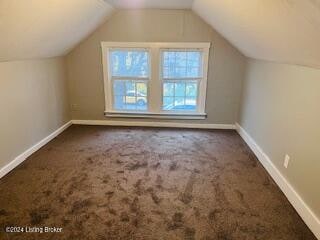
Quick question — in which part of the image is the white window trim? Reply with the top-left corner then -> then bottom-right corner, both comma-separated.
101,42 -> 211,120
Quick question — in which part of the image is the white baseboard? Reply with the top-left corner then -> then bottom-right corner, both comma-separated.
236,123 -> 320,239
72,119 -> 236,130
0,121 -> 72,179
2,119 -> 317,238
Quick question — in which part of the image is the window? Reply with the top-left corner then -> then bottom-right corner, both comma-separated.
162,50 -> 202,111
102,42 -> 210,119
110,49 -> 149,111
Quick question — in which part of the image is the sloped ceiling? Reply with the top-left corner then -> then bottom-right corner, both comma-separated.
1,0 -> 320,68
104,0 -> 194,9
193,0 -> 320,68
0,0 -> 114,62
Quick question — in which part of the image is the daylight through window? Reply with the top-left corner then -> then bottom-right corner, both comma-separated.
110,49 -> 149,111
162,50 -> 202,111
102,42 -> 210,119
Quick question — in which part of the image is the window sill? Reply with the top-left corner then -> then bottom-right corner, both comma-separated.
104,111 -> 207,120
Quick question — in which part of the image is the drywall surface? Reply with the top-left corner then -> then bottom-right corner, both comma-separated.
0,0 -> 114,61
104,0 -> 194,9
239,59 -> 320,219
193,0 -> 320,68
67,9 -> 246,124
0,57 -> 70,169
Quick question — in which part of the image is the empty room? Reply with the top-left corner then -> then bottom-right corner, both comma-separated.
0,0 -> 319,239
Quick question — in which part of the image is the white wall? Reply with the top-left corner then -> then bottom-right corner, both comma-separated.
0,57 -> 70,169
239,59 -> 320,220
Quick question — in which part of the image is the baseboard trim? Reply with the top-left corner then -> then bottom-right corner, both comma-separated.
2,120 -> 317,238
235,123 -> 320,239
0,121 -> 72,179
71,119 -> 236,130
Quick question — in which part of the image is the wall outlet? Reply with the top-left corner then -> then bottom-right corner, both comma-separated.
284,154 -> 290,168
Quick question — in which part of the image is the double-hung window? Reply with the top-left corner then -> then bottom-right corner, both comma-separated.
162,50 -> 202,112
102,42 -> 210,119
109,49 -> 149,111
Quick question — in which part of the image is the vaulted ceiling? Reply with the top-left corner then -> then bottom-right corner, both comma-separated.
193,0 -> 320,68
104,0 -> 194,9
1,0 -> 320,68
0,0 -> 113,62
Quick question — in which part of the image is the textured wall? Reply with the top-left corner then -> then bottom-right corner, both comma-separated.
66,9 -> 246,124
0,57 -> 70,169
239,59 -> 320,219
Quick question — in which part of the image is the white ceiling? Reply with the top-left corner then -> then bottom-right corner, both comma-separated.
192,0 -> 320,68
104,0 -> 194,9
0,0 -> 114,62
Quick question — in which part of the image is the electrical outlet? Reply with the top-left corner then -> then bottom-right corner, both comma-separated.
284,154 -> 290,168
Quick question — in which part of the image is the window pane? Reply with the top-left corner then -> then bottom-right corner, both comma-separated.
187,67 -> 200,78
163,97 -> 174,110
136,97 -> 147,110
174,97 -> 185,106
162,80 -> 198,111
113,81 -> 125,96
163,82 -> 174,97
113,80 -> 147,111
185,97 -> 197,110
163,67 -> 169,78
110,50 -> 149,78
125,81 -> 136,93
176,52 -> 187,67
186,82 -> 197,97
114,95 -> 125,110
187,52 -> 201,67
175,82 -> 185,97
136,82 -> 147,95
162,51 -> 202,79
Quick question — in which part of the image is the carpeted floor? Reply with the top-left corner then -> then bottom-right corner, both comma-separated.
0,125 -> 316,240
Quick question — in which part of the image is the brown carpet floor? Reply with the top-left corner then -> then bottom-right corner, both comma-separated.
0,125 -> 316,240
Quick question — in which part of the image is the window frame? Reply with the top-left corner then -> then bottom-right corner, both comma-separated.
160,48 -> 204,113
102,45 -> 152,112
101,42 -> 211,119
